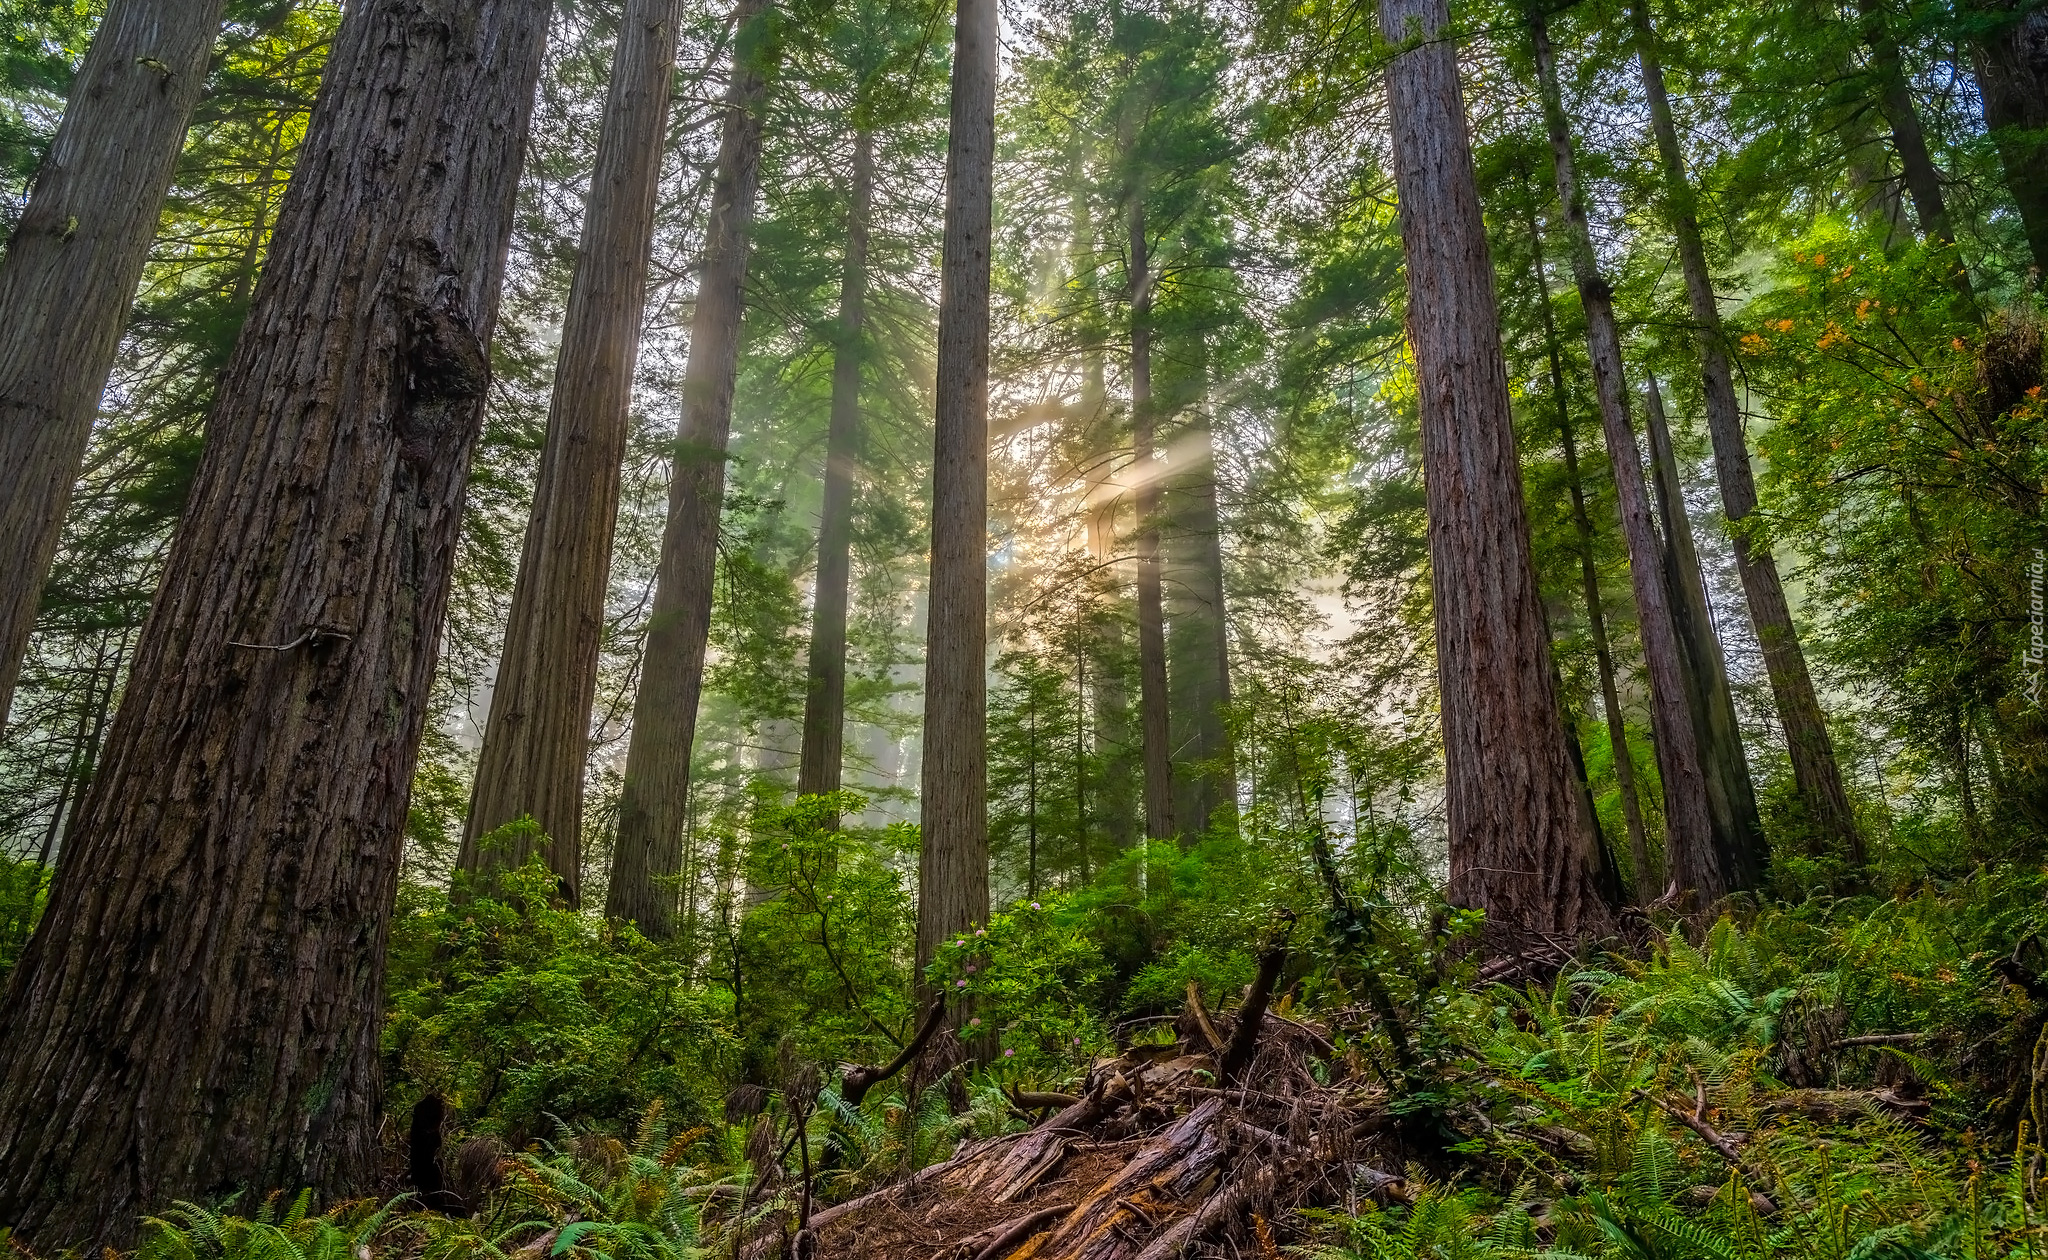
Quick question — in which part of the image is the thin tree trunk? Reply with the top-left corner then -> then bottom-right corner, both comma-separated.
1532,11 -> 1732,903
1380,0 -> 1611,947
0,0 -> 550,1241
797,129 -> 874,813
915,0 -> 997,990
1633,0 -> 1865,865
1027,685 -> 1039,901
1075,644 -> 1089,880
1078,168 -> 1136,852
1523,193 -> 1653,896
607,0 -> 773,937
1164,410 -> 1236,838
1967,0 -> 2048,276
0,0 -> 228,729
1857,0 -> 1976,307
459,0 -> 682,900
1643,374 -> 1767,887
1129,200 -> 1175,842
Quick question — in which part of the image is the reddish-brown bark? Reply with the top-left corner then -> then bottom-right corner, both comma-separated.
458,0 -> 683,898
916,0 -> 998,986
1380,0 -> 1611,945
0,0 -> 227,728
0,0 -> 551,1242
606,0 -> 773,936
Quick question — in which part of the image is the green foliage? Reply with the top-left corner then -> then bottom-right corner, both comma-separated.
731,793 -> 920,1073
384,862 -> 735,1142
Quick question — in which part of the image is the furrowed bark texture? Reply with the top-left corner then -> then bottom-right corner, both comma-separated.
1634,0 -> 1864,863
0,0 -> 550,1243
607,0 -> 772,936
916,0 -> 998,984
1164,415 -> 1236,839
1524,197 -> 1653,895
797,128 -> 874,809
0,0 -> 227,729
1129,201 -> 1175,842
1968,0 -> 2048,275
1533,12 -> 1733,902
459,0 -> 682,898
1643,374 -> 1766,888
1380,0 -> 1610,946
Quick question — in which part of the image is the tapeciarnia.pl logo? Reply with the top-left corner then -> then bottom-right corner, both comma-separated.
2029,548 -> 2046,707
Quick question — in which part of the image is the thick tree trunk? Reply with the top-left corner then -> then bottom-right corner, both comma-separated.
1633,0 -> 1865,865
1643,374 -> 1767,887
606,0 -> 773,936
1532,12 -> 1734,903
1164,412 -> 1236,839
1380,0 -> 1611,947
797,129 -> 875,812
458,0 -> 682,900
1524,196 -> 1653,896
1129,201 -> 1176,843
0,0 -> 550,1242
1968,0 -> 2048,275
915,0 -> 997,987
1856,0 -> 1976,307
0,0 -> 227,729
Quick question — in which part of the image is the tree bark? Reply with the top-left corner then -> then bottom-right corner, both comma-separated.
458,0 -> 682,900
1523,193 -> 1653,896
1129,200 -> 1176,842
1967,0 -> 2048,276
1532,10 -> 1734,903
1643,373 -> 1767,888
1163,411 -> 1236,839
1380,0 -> 1611,948
797,129 -> 874,813
606,0 -> 773,936
0,0 -> 228,730
1856,0 -> 1976,307
1633,0 -> 1865,865
0,0 -> 550,1242
915,0 -> 997,987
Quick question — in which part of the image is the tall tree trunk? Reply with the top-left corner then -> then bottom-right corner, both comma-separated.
0,0 -> 228,729
797,129 -> 875,813
1380,0 -> 1611,948
0,0 -> 550,1241
1532,11 -> 1734,903
1633,0 -> 1865,865
1076,166 -> 1136,852
1164,408 -> 1236,838
1857,0 -> 1977,307
1128,200 -> 1176,842
1967,0 -> 2048,275
1523,193 -> 1653,896
1642,374 -> 1767,887
606,0 -> 773,936
915,0 -> 997,989
458,0 -> 682,899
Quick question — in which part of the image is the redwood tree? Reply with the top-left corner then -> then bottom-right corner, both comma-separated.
915,0 -> 998,984
1522,194 -> 1653,893
607,0 -> 774,936
1380,0 -> 1610,946
0,0 -> 551,1241
458,0 -> 683,899
1128,200 -> 1176,841
1533,9 -> 1745,902
0,0 -> 227,729
1634,0 -> 1864,863
797,128 -> 875,809
1967,0 -> 2048,274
